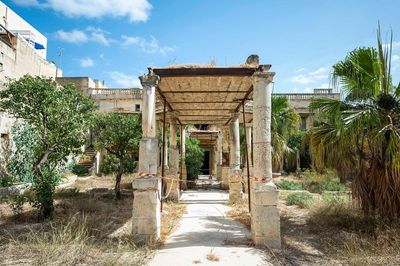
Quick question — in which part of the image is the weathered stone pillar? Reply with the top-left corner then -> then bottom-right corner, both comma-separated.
216,130 -> 223,181
243,126 -> 253,193
165,114 -> 180,200
221,127 -> 230,190
133,74 -> 161,244
251,71 -> 281,249
137,74 -> 159,174
229,113 -> 243,203
213,145 -> 218,177
132,177 -> 161,244
181,127 -> 188,189
163,125 -> 169,171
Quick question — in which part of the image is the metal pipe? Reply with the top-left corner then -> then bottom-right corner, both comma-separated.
242,101 -> 251,212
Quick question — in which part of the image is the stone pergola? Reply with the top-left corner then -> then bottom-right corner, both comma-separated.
132,55 -> 281,249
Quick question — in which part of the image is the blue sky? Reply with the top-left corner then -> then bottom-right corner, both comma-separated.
4,0 -> 400,92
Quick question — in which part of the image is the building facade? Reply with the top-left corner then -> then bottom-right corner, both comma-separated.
0,3 -> 60,137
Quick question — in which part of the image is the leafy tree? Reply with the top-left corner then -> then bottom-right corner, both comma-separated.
185,137 -> 204,179
100,153 -> 136,175
93,113 -> 141,199
309,27 -> 400,220
0,75 -> 97,218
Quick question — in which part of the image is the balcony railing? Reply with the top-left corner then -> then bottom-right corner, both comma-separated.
273,92 -> 339,101
88,88 -> 143,98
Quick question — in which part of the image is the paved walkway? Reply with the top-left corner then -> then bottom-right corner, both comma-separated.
148,190 -> 269,266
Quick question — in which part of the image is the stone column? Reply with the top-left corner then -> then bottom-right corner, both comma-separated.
133,74 -> 161,244
229,113 -> 243,203
163,125 -> 169,171
251,71 -> 281,249
221,127 -> 230,190
181,127 -> 188,189
165,114 -> 180,200
216,130 -> 223,181
132,177 -> 161,244
137,74 -> 159,174
243,126 -> 253,193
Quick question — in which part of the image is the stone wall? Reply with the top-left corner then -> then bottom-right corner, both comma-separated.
0,36 -> 61,135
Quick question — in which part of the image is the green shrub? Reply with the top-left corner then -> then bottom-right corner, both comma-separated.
72,165 -> 89,176
321,193 -> 349,203
320,181 -> 347,192
276,180 -> 303,190
0,174 -> 13,188
185,137 -> 204,180
287,192 -> 314,208
8,193 -> 32,214
303,181 -> 347,193
300,169 -> 338,182
100,154 -> 136,175
31,168 -> 62,217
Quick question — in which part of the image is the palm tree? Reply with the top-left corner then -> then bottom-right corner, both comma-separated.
271,96 -> 299,171
309,26 -> 400,220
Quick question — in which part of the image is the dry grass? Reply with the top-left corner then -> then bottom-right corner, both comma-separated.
73,174 -> 135,192
0,195 -> 151,265
227,191 -> 400,265
206,251 -> 220,262
160,200 -> 187,244
0,175 -> 186,265
226,197 -> 251,230
309,200 -> 400,265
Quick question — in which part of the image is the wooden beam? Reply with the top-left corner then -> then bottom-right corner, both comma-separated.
162,90 -> 249,94
152,67 -> 257,77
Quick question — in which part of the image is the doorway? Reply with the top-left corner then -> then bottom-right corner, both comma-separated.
201,150 -> 210,175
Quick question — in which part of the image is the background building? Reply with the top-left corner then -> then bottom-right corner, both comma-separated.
0,2 -> 61,138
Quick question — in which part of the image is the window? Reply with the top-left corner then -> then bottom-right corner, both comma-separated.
300,116 -> 307,131
135,104 -> 141,112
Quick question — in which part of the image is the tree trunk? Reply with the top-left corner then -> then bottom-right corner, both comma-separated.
115,157 -> 124,200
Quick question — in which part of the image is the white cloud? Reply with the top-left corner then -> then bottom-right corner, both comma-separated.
55,27 -> 113,45
12,0 -> 40,7
55,29 -> 88,43
291,67 -> 330,84
13,0 -> 152,22
108,71 -> 141,88
121,35 -> 175,55
80,58 -> 94,67
86,27 -> 111,46
392,54 -> 400,63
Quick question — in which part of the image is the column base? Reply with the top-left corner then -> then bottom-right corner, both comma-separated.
229,169 -> 243,204
250,182 -> 281,249
221,166 -> 230,190
181,165 -> 188,190
165,174 -> 180,201
217,164 -> 222,181
132,176 -> 161,245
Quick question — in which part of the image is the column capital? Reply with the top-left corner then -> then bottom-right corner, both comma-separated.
252,71 -> 275,83
139,74 -> 160,87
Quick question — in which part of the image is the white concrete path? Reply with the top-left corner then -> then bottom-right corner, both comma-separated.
148,190 -> 269,266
